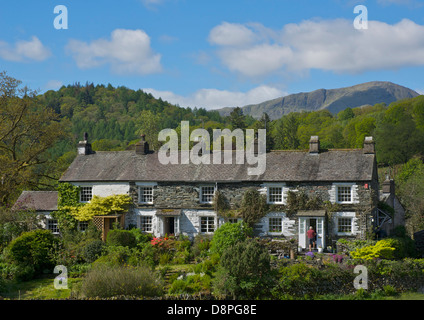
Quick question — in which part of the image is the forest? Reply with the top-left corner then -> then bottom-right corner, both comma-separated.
1,71 -> 424,234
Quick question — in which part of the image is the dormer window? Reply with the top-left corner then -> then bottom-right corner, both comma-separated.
80,186 -> 92,202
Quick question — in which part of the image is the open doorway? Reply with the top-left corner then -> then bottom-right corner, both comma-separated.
298,216 -> 325,250
164,217 -> 175,236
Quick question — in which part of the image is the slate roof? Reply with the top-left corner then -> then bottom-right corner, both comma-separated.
12,191 -> 58,211
59,149 -> 376,183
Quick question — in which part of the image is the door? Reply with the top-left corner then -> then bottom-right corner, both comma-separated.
298,217 -> 325,249
298,218 -> 306,249
316,218 -> 325,248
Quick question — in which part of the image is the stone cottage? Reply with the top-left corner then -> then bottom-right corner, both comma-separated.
12,190 -> 59,234
51,133 -> 382,250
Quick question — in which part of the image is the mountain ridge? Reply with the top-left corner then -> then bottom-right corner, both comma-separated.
217,81 -> 420,120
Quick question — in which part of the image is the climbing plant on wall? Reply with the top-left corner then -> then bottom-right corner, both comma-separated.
73,194 -> 132,221
213,190 -> 238,218
52,183 -> 82,232
53,183 -> 132,231
240,188 -> 269,228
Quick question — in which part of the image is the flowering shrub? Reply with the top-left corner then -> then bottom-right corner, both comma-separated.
150,237 -> 168,247
305,251 -> 315,259
332,254 -> 344,263
350,239 -> 396,260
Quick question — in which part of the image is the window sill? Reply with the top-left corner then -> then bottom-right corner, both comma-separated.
337,232 -> 354,236
268,231 -> 283,235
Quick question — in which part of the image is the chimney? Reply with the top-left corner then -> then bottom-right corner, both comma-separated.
382,176 -> 395,195
363,136 -> 375,154
77,132 -> 93,155
309,136 -> 320,154
135,134 -> 149,155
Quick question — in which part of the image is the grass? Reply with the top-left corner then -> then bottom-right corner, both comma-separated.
1,274 -> 82,300
389,292 -> 424,300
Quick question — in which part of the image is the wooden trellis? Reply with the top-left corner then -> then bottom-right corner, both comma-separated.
93,214 -> 125,242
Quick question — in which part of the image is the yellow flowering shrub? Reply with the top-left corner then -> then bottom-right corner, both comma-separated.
350,239 -> 396,260
68,194 -> 132,221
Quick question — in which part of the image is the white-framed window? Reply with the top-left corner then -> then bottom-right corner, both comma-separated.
337,217 -> 353,233
139,186 -> 154,204
337,186 -> 352,203
200,185 -> 215,204
333,212 -> 356,235
140,216 -> 153,233
200,216 -> 215,233
269,217 -> 283,233
47,218 -> 59,235
80,186 -> 92,202
136,182 -> 157,204
228,218 -> 239,224
266,184 -> 285,204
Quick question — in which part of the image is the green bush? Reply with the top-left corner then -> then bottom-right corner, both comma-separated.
83,240 -> 106,263
171,249 -> 191,265
159,252 -> 172,265
1,263 -> 35,282
6,229 -> 59,275
192,234 -> 212,258
80,264 -> 163,298
191,256 -> 218,275
106,229 -> 137,248
272,263 -> 355,299
275,263 -> 322,298
92,245 -> 133,267
210,221 -> 252,256
212,239 -> 272,299
168,274 -> 212,295
129,228 -> 153,244
68,263 -> 91,277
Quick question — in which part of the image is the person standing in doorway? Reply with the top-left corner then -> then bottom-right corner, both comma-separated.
307,226 -> 316,252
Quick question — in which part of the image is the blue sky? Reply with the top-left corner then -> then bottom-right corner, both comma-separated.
1,0 -> 424,109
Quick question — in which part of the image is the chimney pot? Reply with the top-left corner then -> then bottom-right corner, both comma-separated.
78,132 -> 92,155
382,178 -> 395,195
136,134 -> 149,155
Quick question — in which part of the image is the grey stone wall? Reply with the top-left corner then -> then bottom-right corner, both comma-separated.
127,179 -> 378,241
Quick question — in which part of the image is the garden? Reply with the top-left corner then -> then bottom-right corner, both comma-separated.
0,216 -> 424,300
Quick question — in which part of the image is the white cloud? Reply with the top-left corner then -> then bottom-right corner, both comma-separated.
0,36 -> 51,62
209,22 -> 258,47
209,19 -> 424,77
66,29 -> 162,75
44,80 -> 63,91
143,85 -> 286,110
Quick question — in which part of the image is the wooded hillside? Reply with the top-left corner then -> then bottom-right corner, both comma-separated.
1,72 -> 423,233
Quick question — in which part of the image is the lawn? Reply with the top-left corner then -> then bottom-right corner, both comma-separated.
1,275 -> 82,300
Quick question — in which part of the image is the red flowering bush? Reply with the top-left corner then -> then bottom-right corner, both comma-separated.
150,237 -> 176,252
